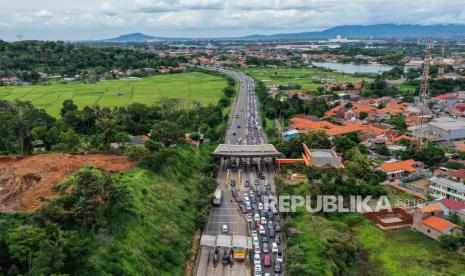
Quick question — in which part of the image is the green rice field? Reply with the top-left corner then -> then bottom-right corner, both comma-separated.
243,67 -> 370,91
0,72 -> 227,117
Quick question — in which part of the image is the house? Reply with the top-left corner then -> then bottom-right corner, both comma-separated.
429,176 -> 465,203
302,144 -> 342,168
31,140 -> 46,152
380,159 -> 424,180
110,135 -> 150,149
412,204 -> 464,240
283,129 -> 299,140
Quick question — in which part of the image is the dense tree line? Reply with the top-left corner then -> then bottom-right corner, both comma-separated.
255,80 -> 329,120
0,40 -> 186,82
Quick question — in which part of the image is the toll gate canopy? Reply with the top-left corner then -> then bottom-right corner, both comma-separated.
213,144 -> 283,158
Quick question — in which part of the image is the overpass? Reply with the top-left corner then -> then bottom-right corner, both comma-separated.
213,144 -> 284,158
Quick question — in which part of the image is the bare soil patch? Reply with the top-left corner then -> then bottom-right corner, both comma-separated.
0,153 -> 136,212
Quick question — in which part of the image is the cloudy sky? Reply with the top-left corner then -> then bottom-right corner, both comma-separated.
1,0 -> 465,41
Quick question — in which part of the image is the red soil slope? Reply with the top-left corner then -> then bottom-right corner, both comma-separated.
0,153 -> 136,212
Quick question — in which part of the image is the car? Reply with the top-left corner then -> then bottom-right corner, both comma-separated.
269,228 -> 276,238
222,250 -> 229,266
246,214 -> 253,223
264,273 -> 271,276
259,225 -> 266,235
263,255 -> 272,267
240,205 -> 247,214
232,132 -> 236,136
262,235 -> 268,243
261,217 -> 266,225
222,224 -> 228,233
235,114 -> 239,118
245,180 -> 250,187
271,242 -> 278,254
276,251 -> 283,263
237,124 -> 241,128
258,202 -> 264,210
274,260 -> 282,273
250,221 -> 257,230
258,173 -> 265,179
251,230 -> 258,237
275,233 -> 281,245
267,220 -> 274,229
254,241 -> 260,252
254,213 -> 260,222
262,242 -> 269,254
275,222 -> 281,232
254,264 -> 262,273
235,195 -> 242,203
254,253 -> 261,265
230,180 -> 236,186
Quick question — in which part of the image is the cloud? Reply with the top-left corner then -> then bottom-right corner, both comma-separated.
134,0 -> 223,13
35,9 -> 54,18
101,2 -> 117,16
1,0 -> 465,40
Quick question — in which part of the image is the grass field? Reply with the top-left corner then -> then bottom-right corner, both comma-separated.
0,72 -> 227,117
243,67 -> 370,91
351,219 -> 465,276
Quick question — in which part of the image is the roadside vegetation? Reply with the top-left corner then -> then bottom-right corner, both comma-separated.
0,65 -> 237,274
0,145 -> 217,275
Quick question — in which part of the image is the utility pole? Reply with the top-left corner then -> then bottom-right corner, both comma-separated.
418,42 -> 433,147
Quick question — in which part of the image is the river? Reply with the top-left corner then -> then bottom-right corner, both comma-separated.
312,61 -> 392,74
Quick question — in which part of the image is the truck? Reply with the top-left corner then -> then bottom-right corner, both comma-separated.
213,187 -> 222,206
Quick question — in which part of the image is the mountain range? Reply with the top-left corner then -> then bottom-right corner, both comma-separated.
102,24 -> 465,42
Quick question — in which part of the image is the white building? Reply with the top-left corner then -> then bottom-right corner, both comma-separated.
430,177 -> 465,203
427,116 -> 465,141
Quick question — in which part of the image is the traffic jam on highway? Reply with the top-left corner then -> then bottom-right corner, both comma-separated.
229,160 -> 284,276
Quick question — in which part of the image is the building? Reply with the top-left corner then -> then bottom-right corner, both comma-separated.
427,116 -> 465,141
429,177 -> 465,203
412,204 -> 464,240
302,144 -> 342,168
380,159 -> 423,180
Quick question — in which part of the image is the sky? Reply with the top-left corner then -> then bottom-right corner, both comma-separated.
0,0 -> 465,41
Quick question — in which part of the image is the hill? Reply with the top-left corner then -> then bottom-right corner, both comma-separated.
240,24 -> 465,40
103,24 -> 465,42
102,33 -> 163,42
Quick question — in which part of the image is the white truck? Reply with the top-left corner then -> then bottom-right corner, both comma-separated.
213,187 -> 223,206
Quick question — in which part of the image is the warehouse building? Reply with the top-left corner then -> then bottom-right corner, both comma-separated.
427,116 -> 465,140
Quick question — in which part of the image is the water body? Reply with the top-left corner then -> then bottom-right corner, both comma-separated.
312,61 -> 392,74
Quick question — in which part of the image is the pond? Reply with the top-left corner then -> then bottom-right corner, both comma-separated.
312,61 -> 392,74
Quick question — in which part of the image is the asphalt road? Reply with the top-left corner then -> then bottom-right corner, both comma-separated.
195,67 -> 281,276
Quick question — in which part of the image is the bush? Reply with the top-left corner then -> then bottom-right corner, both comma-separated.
124,146 -> 149,162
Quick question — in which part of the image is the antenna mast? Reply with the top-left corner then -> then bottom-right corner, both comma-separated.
438,41 -> 446,77
418,41 -> 433,147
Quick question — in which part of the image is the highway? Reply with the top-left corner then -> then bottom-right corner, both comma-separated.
195,66 -> 283,276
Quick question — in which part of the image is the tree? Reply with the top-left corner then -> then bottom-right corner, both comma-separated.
151,120 -> 182,146
61,99 -> 78,117
96,118 -> 119,148
124,146 -> 149,162
359,111 -> 368,120
61,129 -> 80,152
71,169 -> 111,230
438,234 -> 464,251
389,115 -> 407,130
334,136 -> 357,154
375,144 -> 390,156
